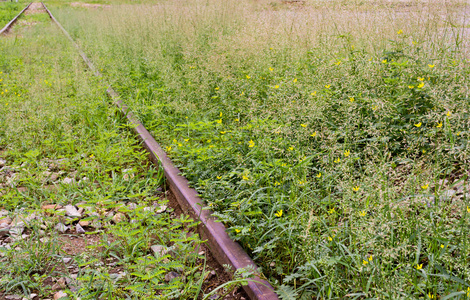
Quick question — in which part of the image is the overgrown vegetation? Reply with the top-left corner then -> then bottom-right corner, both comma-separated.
37,0 -> 470,298
0,2 -> 23,29
0,14 -> 249,299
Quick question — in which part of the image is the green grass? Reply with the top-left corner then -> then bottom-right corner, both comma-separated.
42,0 -> 470,298
0,13 -> 251,299
0,2 -> 24,29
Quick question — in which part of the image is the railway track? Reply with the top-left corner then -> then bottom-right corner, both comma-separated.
1,3 -> 279,299
0,2 -> 31,35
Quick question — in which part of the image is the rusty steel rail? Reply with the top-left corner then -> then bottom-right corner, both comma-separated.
0,2 -> 32,35
41,3 -> 279,299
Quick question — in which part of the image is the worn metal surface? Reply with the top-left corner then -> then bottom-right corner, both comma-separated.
0,2 -> 32,35
42,3 -> 279,299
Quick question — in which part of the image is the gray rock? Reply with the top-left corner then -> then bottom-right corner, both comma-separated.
155,205 -> 167,214
62,177 -> 74,185
151,245 -> 169,257
53,291 -> 67,300
127,203 -> 137,210
0,224 -> 10,237
76,223 -> 85,234
440,190 -> 456,201
9,221 -> 24,236
0,216 -> 12,226
112,212 -> 125,223
65,205 -> 81,218
5,295 -> 22,300
62,257 -> 72,264
55,223 -> 69,233
164,271 -> 180,282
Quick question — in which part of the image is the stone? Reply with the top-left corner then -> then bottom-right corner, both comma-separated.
51,278 -> 66,290
0,216 -> 12,226
112,213 -> 125,224
64,205 -> 81,218
155,205 -> 167,214
110,272 -> 126,281
5,295 -> 22,300
62,177 -> 74,185
76,223 -> 85,234
0,209 -> 8,217
127,203 -> 137,210
0,159 -> 6,167
0,225 -> 10,237
62,257 -> 72,264
440,190 -> 456,201
164,271 -> 180,282
53,291 -> 67,300
151,245 -> 169,257
78,220 -> 90,227
55,223 -> 69,233
9,221 -> 24,236
42,204 -> 62,210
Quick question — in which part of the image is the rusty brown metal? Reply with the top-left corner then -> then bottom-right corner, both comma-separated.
42,3 -> 279,299
0,2 -> 32,35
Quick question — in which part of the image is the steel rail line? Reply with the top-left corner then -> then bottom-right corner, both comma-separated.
41,3 -> 279,299
0,2 -> 32,35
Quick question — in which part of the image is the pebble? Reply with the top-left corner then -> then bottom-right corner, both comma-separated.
65,205 -> 81,218
55,223 -> 69,233
62,257 -> 72,264
51,278 -> 66,290
151,245 -> 169,257
76,223 -> 85,234
127,203 -> 137,210
78,220 -> 90,227
164,271 -> 180,282
62,177 -> 74,184
439,190 -> 456,201
42,204 -> 62,210
112,212 -> 125,223
0,216 -> 12,226
5,295 -> 22,300
155,205 -> 167,214
0,159 -> 6,167
53,291 -> 67,300
9,221 -> 25,236
0,225 -> 10,237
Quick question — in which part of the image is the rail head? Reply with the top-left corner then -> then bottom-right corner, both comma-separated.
0,2 -> 32,35
41,3 -> 279,299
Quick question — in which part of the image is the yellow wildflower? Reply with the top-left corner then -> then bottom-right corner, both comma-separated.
293,78 -> 298,83
428,64 -> 435,68
437,122 -> 442,128
421,184 -> 429,189
275,210 -> 283,217
248,140 -> 255,148
288,146 -> 294,151
235,118 -> 239,122
353,186 -> 360,192
418,77 -> 424,81
217,176 -> 222,179
215,87 -> 219,90
414,122 -> 422,128
359,211 -> 366,217
301,124 -> 307,128
269,67 -> 273,72
440,244 -> 444,248
328,236 -> 333,241
408,85 -> 415,89
382,59 -> 387,64
242,175 -> 249,180
446,111 -> 451,117
235,229 -> 241,233
363,260 -> 368,265
334,157 -> 340,163
311,91 -> 317,96
316,172 -> 322,178
216,119 -> 222,124
328,208 -> 335,214
325,85 -> 331,89
335,61 -> 341,65
166,146 -> 172,151
417,82 -> 424,88
416,264 -> 423,270
246,75 -> 250,79
274,181 -> 280,186
311,132 -> 317,137
349,97 -> 354,102
344,150 -> 350,157
274,85 -> 279,89
397,29 -> 403,34
220,131 -> 226,134
466,206 -> 470,213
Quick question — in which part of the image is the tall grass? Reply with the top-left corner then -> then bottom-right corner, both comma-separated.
51,0 -> 470,297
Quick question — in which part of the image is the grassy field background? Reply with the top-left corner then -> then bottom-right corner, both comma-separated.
0,2 -> 25,28
39,0 -> 470,298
